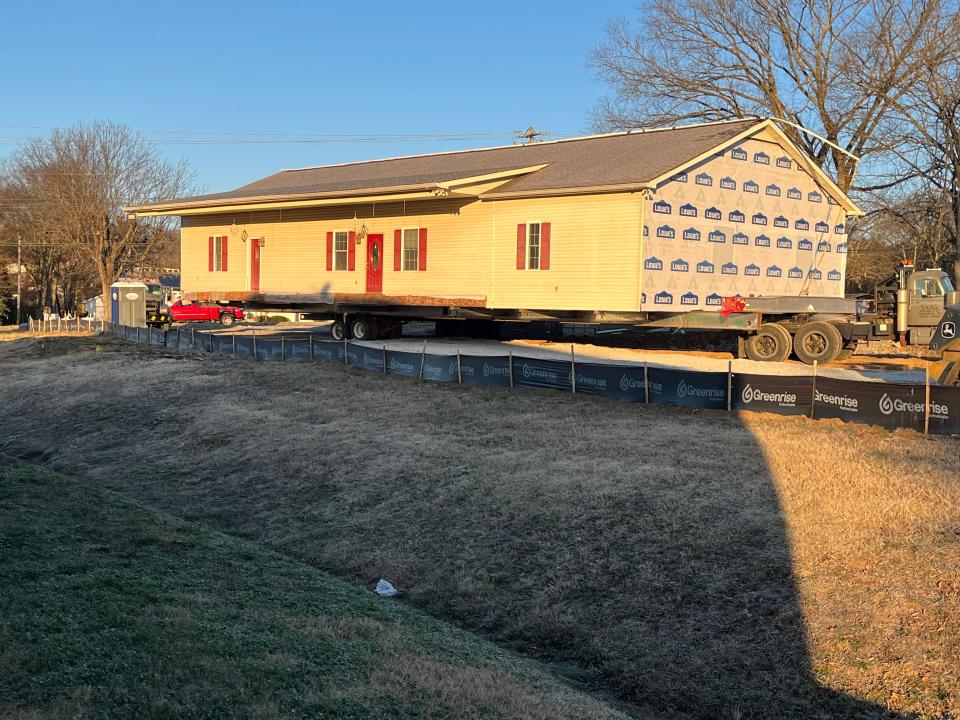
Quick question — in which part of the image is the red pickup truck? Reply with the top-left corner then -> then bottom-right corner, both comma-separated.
168,300 -> 244,326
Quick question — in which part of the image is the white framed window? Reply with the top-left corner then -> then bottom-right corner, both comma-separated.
334,231 -> 349,271
402,228 -> 419,271
527,222 -> 541,270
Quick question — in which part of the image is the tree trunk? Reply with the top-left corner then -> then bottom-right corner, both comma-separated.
100,272 -> 113,324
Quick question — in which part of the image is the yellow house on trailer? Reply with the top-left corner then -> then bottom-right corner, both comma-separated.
126,118 -> 861,337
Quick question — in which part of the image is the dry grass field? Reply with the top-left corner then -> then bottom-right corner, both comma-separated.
1,333 -> 958,719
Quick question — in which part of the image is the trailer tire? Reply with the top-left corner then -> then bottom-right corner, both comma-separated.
793,321 -> 843,365
350,316 -> 377,341
330,319 -> 347,342
744,323 -> 792,362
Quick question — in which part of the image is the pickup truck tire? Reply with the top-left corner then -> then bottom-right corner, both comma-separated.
219,312 -> 236,327
744,323 -> 792,362
793,321 -> 843,365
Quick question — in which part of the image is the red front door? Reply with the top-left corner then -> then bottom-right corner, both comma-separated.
251,238 -> 261,292
366,234 -> 383,293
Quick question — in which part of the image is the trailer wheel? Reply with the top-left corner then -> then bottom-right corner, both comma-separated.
793,321 -> 843,365
744,323 -> 792,362
330,319 -> 347,341
350,316 -> 377,341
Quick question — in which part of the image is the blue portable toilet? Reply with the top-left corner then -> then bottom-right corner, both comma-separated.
110,281 -> 149,327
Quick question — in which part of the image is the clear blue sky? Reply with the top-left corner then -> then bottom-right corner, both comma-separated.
0,1 -> 620,194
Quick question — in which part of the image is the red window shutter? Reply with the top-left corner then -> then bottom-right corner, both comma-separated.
516,224 -> 526,270
221,236 -> 228,272
326,232 -> 333,271
394,229 -> 402,271
418,228 -> 427,271
348,231 -> 356,271
540,222 -> 550,270
208,236 -> 214,272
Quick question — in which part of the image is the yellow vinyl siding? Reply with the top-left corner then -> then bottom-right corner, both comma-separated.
487,193 -> 642,311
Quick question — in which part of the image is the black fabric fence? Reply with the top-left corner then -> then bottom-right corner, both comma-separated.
109,323 -> 960,436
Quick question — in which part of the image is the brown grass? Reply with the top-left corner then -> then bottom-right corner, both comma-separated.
0,335 -> 957,719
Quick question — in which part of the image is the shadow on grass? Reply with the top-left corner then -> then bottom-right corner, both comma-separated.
0,335 -> 923,719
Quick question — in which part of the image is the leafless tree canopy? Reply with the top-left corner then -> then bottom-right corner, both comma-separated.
1,122 -> 193,321
591,0 -> 960,193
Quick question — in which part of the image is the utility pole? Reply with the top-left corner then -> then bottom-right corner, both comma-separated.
15,234 -> 21,326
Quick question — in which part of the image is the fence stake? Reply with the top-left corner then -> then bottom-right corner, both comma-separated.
233,333 -> 237,357
28,316 -> 32,332
136,326 -> 141,343
281,335 -> 285,361
252,329 -> 257,359
810,360 -> 818,419
570,344 -> 577,394
643,363 -> 649,404
383,345 -> 388,374
726,360 -> 733,412
309,333 -> 314,361
924,365 -> 931,435
343,336 -> 348,367
508,351 -> 514,388
191,326 -> 196,349
457,349 -> 462,384
419,340 -> 427,380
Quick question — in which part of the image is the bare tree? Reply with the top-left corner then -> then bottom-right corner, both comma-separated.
590,0 -> 959,192
7,123 -> 193,322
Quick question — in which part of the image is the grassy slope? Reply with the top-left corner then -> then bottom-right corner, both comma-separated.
0,459 -> 627,720
1,335 -> 958,718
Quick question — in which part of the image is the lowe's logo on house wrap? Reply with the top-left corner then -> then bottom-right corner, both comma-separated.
706,293 -> 723,306
766,184 -> 781,197
721,262 -> 738,275
835,223 -> 846,234
733,232 -> 749,246
774,216 -> 789,229
680,292 -> 699,305
815,221 -> 830,233
653,200 -> 672,214
808,191 -> 823,203
808,268 -> 822,280
683,228 -> 701,241
720,176 -> 737,190
696,172 -> 713,186
879,392 -> 949,418
708,230 -> 726,243
798,239 -> 813,251
741,384 -> 798,406
697,260 -> 715,274
752,212 -> 767,225
680,203 -> 697,217
777,237 -> 793,249
705,206 -> 721,220
672,172 -> 688,183
795,218 -> 809,231
837,242 -> 848,253
744,180 -> 759,193
671,258 -> 690,272
643,225 -> 649,236
776,156 -> 792,169
828,195 -> 839,205
654,291 -> 673,305
755,234 -> 771,247
731,147 -> 748,160
787,187 -> 802,200
678,379 -> 726,400
767,265 -> 782,277
657,225 -> 675,239
828,269 -> 842,281
788,267 -> 803,279
754,151 -> 770,165
728,209 -> 745,223
745,263 -> 760,277
644,256 -> 663,270
815,389 -> 858,411
818,240 -> 832,252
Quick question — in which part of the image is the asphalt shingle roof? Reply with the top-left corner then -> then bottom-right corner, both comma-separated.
134,119 -> 762,209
